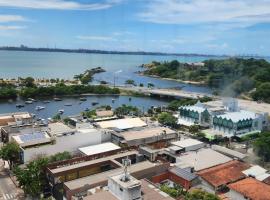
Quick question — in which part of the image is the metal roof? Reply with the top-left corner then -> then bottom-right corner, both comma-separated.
169,167 -> 197,181
78,142 -> 120,156
216,110 -> 256,123
171,138 -> 203,148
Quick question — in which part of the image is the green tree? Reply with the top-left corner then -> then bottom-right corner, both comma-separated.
14,156 -> 49,197
253,131 -> 270,164
114,104 -> 140,118
147,83 -> 155,88
22,77 -> 36,88
52,113 -> 61,122
252,83 -> 270,103
0,142 -> 20,169
158,112 -> 178,128
125,79 -> 136,85
185,189 -> 220,200
189,125 -> 200,134
49,151 -> 71,163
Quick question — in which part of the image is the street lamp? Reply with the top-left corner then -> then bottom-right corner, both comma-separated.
113,70 -> 122,88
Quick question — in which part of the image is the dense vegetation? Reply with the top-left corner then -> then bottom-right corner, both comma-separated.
143,58 -> 270,102
14,152 -> 71,197
114,104 -> 141,117
20,83 -> 120,98
74,67 -> 105,84
0,142 -> 20,170
253,131 -> 270,163
158,112 -> 178,128
185,189 -> 220,200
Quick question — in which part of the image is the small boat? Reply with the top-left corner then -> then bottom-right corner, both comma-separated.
112,99 -> 115,103
43,100 -> 51,104
84,108 -> 89,112
25,100 -> 33,104
35,106 -> 45,111
16,104 -> 24,108
92,102 -> 99,106
64,103 -> 72,106
28,98 -> 37,102
54,98 -> 62,101
129,97 -> 132,101
58,109 -> 64,114
79,97 -> 87,101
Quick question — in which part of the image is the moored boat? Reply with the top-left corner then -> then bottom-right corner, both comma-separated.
35,106 -> 45,111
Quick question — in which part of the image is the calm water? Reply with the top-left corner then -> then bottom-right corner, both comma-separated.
0,95 -> 169,119
0,50 -> 213,93
0,50 -> 216,117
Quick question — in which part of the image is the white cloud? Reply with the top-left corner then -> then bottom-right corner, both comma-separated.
0,15 -> 28,23
0,25 -> 26,30
76,35 -> 117,41
138,0 -> 270,27
0,0 -> 123,10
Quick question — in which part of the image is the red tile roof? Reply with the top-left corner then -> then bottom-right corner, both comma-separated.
228,177 -> 270,200
197,160 -> 250,187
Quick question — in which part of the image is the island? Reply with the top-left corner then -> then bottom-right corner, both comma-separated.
140,58 -> 270,103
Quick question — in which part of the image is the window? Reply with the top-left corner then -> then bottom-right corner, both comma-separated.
120,187 -> 123,192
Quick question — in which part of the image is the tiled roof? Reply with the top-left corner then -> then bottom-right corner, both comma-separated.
228,178 -> 270,200
197,160 -> 250,187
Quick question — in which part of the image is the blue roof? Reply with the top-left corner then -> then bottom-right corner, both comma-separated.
19,132 -> 46,142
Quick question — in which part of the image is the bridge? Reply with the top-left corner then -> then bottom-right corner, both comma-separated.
116,86 -> 217,100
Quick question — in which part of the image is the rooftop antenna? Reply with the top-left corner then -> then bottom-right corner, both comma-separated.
121,157 -> 131,182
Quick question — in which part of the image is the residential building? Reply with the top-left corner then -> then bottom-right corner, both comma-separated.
170,138 -> 205,152
228,178 -> 270,200
197,160 -> 250,194
111,127 -> 177,147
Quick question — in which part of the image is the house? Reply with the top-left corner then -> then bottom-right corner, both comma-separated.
152,166 -> 198,190
176,148 -> 232,171
228,178 -> 270,200
170,138 -> 205,152
197,160 -> 250,194
111,127 -> 177,147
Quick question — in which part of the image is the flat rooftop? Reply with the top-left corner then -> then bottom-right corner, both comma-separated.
204,99 -> 270,114
78,142 -> 120,156
12,132 -> 51,148
64,160 -> 157,191
176,148 -> 232,171
50,151 -> 137,174
83,179 -> 173,200
119,127 -> 175,141
48,122 -> 75,136
171,138 -> 203,148
96,117 -> 147,130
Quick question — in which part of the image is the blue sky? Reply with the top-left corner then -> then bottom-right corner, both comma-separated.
0,0 -> 270,56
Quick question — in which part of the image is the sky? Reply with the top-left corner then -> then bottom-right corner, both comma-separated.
0,0 -> 270,56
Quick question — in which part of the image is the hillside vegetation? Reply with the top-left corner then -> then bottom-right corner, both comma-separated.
142,58 -> 270,102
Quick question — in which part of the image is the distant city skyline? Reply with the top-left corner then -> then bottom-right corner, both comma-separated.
0,0 -> 270,56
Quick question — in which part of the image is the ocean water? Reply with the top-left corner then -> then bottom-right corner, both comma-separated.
0,50 -> 213,93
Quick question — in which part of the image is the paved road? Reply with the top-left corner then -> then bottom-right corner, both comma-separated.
0,160 -> 21,200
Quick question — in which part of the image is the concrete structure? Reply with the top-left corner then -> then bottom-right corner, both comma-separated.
211,145 -> 246,160
96,117 -> 147,130
79,142 -> 120,156
152,166 -> 198,190
228,178 -> 270,200
176,148 -> 232,171
178,101 -> 210,126
11,132 -> 51,148
19,128 -> 111,163
0,112 -> 32,127
111,127 -> 177,146
171,138 -> 205,152
48,122 -> 76,136
108,173 -> 141,200
83,179 -> 173,200
242,165 -> 270,182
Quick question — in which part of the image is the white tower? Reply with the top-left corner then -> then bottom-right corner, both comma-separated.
108,158 -> 142,200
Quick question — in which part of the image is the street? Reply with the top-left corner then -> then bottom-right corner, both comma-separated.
0,160 -> 22,200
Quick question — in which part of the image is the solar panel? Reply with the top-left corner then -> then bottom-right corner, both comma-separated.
19,132 -> 46,142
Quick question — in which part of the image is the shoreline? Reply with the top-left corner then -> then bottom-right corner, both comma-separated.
136,72 -> 206,86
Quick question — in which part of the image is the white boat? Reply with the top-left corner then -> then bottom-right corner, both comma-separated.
35,106 -> 45,111
25,100 -> 33,104
28,98 -> 37,102
58,109 -> 64,114
64,103 -> 72,106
